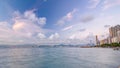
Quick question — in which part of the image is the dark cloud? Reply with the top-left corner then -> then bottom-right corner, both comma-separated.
104,25 -> 111,28
78,28 -> 86,32
81,15 -> 94,23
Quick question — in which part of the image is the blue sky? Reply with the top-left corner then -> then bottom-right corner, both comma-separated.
0,0 -> 120,45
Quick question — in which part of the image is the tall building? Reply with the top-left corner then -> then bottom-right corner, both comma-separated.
96,35 -> 100,46
109,25 -> 120,37
109,25 -> 120,43
100,38 -> 109,45
117,31 -> 120,43
109,27 -> 114,38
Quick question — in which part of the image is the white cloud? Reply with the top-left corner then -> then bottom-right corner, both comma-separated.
69,34 -> 76,39
12,21 -> 36,37
0,9 -> 49,45
37,33 -> 46,39
0,22 -> 28,45
12,19 -> 44,38
23,9 -> 47,26
24,9 -> 37,21
0,22 -> 13,36
49,33 -> 60,39
62,25 -> 73,31
56,9 -> 78,26
38,17 -> 46,26
88,0 -> 101,9
69,32 -> 87,40
68,28 -> 89,40
13,10 -> 47,33
102,0 -> 120,10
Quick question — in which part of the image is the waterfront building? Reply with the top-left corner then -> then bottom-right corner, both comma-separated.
96,35 -> 100,46
109,25 -> 120,43
100,38 -> 109,45
117,31 -> 120,43
100,40 -> 104,45
106,37 -> 112,44
111,37 -> 119,43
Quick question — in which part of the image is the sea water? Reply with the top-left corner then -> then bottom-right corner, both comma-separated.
0,48 -> 120,68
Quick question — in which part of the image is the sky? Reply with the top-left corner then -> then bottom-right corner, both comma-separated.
0,0 -> 120,45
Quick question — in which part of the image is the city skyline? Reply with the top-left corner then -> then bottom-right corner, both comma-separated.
0,0 -> 120,45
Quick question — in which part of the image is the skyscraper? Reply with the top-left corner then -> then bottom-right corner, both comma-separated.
96,35 -> 99,46
109,25 -> 120,43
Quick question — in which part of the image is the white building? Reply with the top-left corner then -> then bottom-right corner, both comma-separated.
111,37 -> 119,43
117,31 -> 120,43
109,25 -> 120,43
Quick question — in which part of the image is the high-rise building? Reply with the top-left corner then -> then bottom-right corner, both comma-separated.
109,25 -> 120,43
117,31 -> 120,43
96,35 -> 100,46
109,25 -> 120,37
100,38 -> 109,45
109,27 -> 114,38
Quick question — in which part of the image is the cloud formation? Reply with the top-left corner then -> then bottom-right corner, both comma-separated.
37,33 -> 46,39
102,0 -> 120,10
0,10 -> 48,45
56,9 -> 78,26
62,25 -> 73,31
49,33 -> 60,39
88,0 -> 101,9
69,31 -> 88,40
0,0 -> 120,45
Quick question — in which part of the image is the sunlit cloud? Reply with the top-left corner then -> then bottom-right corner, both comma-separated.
0,9 -> 48,45
13,22 -> 26,31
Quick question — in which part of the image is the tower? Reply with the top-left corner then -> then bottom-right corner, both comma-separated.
96,35 -> 99,46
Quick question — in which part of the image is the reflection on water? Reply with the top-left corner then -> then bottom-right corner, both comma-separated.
0,48 -> 120,68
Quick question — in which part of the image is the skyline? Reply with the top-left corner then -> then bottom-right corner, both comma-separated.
0,0 -> 120,45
